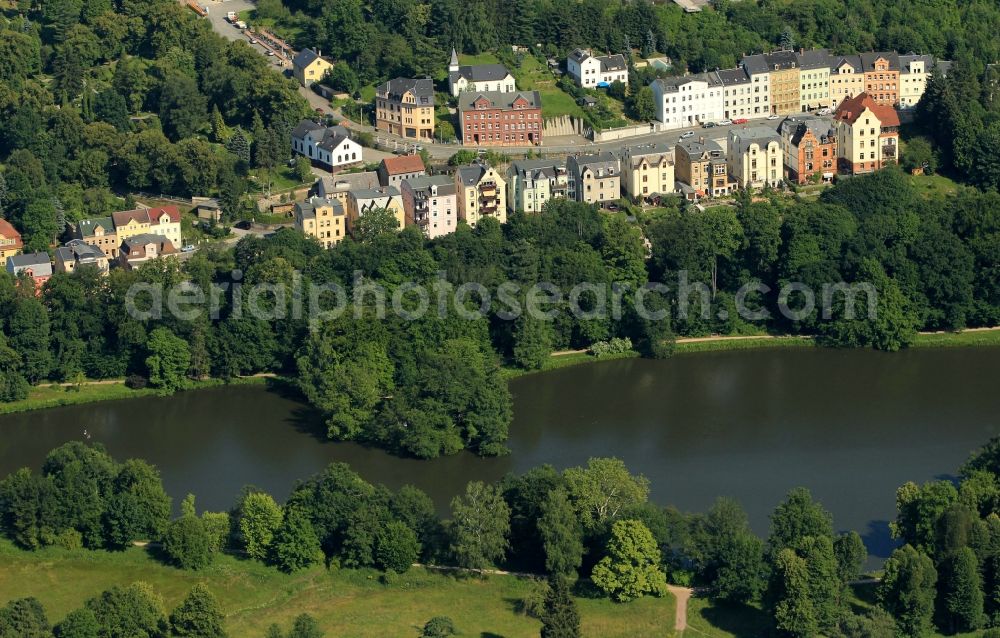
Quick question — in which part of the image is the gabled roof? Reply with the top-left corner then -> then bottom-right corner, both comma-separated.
741,54 -> 769,76
456,163 -> 498,186
292,119 -> 326,139
351,186 -> 402,201
317,126 -> 352,152
623,143 -> 673,168
112,208 -> 151,227
56,241 -> 106,263
716,68 -> 750,86
295,196 -> 344,220
780,115 -> 836,146
834,92 -> 900,127
729,126 -> 782,155
378,78 -> 435,105
450,64 -> 513,85
899,54 -> 935,73
569,49 -> 627,73
832,55 -> 864,73
860,51 -> 900,72
0,218 -> 22,244
652,72 -> 722,92
511,158 -> 565,179
317,171 -> 380,196
797,49 -> 832,70
764,50 -> 798,70
380,155 -> 426,176
7,252 -> 52,276
403,175 -> 455,196
121,234 -> 178,254
292,48 -> 329,70
77,217 -> 115,238
568,152 -> 619,173
457,91 -> 542,110
147,206 -> 181,225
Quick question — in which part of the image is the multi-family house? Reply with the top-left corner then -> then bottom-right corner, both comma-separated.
291,121 -> 362,172
764,50 -> 801,115
506,159 -> 568,213
455,163 -> 507,227
834,92 -> 900,174
401,176 -> 458,239
292,48 -> 334,87
861,52 -> 900,107
830,55 -> 865,110
377,155 -> 426,188
717,68 -> 754,120
118,234 -> 178,270
651,74 -> 724,129
294,196 -> 347,249
779,115 -> 838,184
898,54 -> 953,109
727,126 -> 783,190
0,219 -> 23,262
74,217 -> 118,259
567,153 -> 621,206
447,49 -> 516,96
345,187 -> 406,236
675,137 -> 734,199
54,240 -> 109,275
313,171 -> 381,207
375,78 -> 435,141
111,207 -> 182,249
457,91 -> 543,147
567,49 -> 629,88
621,143 -> 675,201
740,54 -> 772,117
5,252 -> 52,292
797,49 -> 832,111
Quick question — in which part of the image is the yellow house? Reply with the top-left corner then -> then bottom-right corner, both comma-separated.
295,196 -> 347,249
111,209 -> 151,241
455,163 -> 507,227
833,92 -> 900,174
621,143 -> 675,201
766,51 -> 801,115
375,78 -> 435,141
345,187 -> 406,236
0,219 -> 23,262
830,56 -> 865,110
292,48 -> 334,87
112,207 -> 182,248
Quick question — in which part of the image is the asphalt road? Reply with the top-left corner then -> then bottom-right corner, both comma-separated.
199,0 -> 831,159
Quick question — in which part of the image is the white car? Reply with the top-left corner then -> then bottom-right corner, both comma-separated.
679,131 -> 694,139
719,119 -> 733,126
181,245 -> 196,253
767,114 -> 780,120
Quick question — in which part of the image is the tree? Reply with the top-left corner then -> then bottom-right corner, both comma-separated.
287,614 -> 323,638
53,608 -> 100,638
238,492 -> 283,561
145,327 -> 190,393
591,519 -> 667,603
834,531 -> 867,584
511,313 -> 553,370
421,616 -> 455,637
537,487 -> 584,579
163,515 -> 213,570
768,487 -> 834,556
225,128 -> 251,165
769,548 -> 818,638
85,582 -> 169,638
564,458 -> 649,533
0,597 -> 50,638
292,156 -> 313,184
448,481 -> 511,570
0,333 -> 29,403
626,86 -> 655,122
169,584 -> 227,638
210,106 -> 227,143
902,136 -> 936,174
353,206 -> 400,243
269,507 -> 322,573
877,544 -> 937,638
692,498 -> 765,604
373,520 -> 420,573
540,578 -> 581,638
940,547 -> 985,633
158,70 -> 207,141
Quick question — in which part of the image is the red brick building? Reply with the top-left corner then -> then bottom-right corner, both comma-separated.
457,91 -> 543,147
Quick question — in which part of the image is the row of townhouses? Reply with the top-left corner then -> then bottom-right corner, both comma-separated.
651,50 -> 947,129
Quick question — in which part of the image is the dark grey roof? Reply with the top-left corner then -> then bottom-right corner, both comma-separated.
351,186 -> 402,200
295,196 -> 344,220
317,126 -> 352,152
291,119 -> 325,139
292,48 -> 326,70
716,67 -> 750,86
780,115 -> 836,146
860,51 -> 900,71
623,143 -> 673,168
652,72 -> 722,92
378,78 -> 435,105
935,60 -> 952,76
797,49 -> 831,70
677,138 -> 724,158
899,54 -> 934,72
741,54 -> 769,75
449,64 -> 512,85
512,159 -> 565,179
832,55 -> 863,72
598,54 -> 628,73
764,50 -> 798,70
456,164 -> 490,186
729,126 -> 782,155
59,240 -> 105,262
7,252 -> 52,276
569,49 -> 591,64
568,152 -> 619,173
121,234 -> 176,251
457,90 -> 541,110
404,175 -> 455,195
317,171 -> 380,196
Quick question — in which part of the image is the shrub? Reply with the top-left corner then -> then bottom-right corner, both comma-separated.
422,616 -> 456,637
125,375 -> 148,389
589,337 -> 633,358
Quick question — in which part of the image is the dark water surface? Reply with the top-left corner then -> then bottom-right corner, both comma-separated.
1,347 -> 997,559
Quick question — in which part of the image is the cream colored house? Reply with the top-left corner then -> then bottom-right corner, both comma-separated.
455,163 -> 506,227
833,92 -> 900,174
727,126 -> 783,190
375,78 -> 435,141
830,55 -> 865,110
112,207 -> 182,248
797,49 -> 832,111
621,143 -> 674,201
0,219 -> 23,262
292,48 -> 334,87
294,196 -> 347,248
567,152 -> 621,206
506,159 -> 568,214
345,187 -> 406,236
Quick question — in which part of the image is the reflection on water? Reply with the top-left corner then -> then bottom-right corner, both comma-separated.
0,347 -> 997,562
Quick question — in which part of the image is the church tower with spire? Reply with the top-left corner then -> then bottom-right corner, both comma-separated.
449,48 -> 460,74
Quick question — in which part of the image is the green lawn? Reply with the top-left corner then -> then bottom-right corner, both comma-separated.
0,540 -> 675,637
912,328 -> 1000,348
513,56 -> 584,119
459,52 -> 502,65
908,172 -> 962,199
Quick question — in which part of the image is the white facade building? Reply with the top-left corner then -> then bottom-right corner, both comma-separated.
567,49 -> 629,88
651,74 -> 724,129
291,120 -> 363,171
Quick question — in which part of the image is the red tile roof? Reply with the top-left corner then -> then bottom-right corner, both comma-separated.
111,208 -> 152,227
834,92 -> 900,127
0,218 -> 23,249
148,206 -> 181,225
381,155 -> 426,175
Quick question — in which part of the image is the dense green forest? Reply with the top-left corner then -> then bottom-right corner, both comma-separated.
7,439 -> 1000,635
0,0 -> 308,251
257,0 -> 1000,88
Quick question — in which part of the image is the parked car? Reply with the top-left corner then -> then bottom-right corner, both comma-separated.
181,245 -> 196,253
733,118 -> 748,124
817,108 -> 831,115
767,114 -> 780,120
702,121 -> 717,128
719,119 -> 733,126
679,130 -> 695,139
235,220 -> 253,230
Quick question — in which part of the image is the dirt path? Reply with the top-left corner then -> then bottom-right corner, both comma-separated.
667,585 -> 692,633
